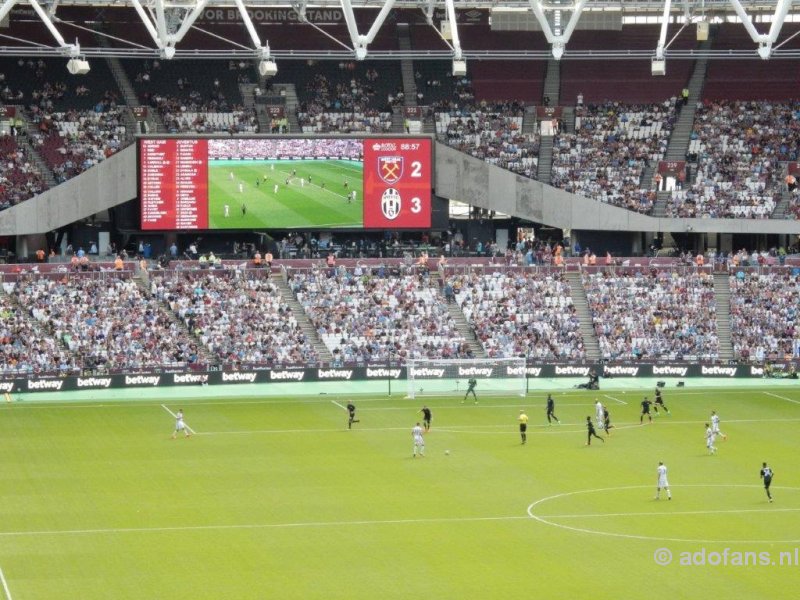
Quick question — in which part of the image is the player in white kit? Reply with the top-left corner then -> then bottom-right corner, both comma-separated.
229,171 -> 234,180
412,422 -> 425,457
655,461 -> 671,500
224,204 -> 230,218
595,399 -> 604,430
238,182 -> 244,194
710,411 -> 728,440
172,409 -> 190,439
273,184 -> 279,194
300,178 -> 305,187
705,423 -> 717,455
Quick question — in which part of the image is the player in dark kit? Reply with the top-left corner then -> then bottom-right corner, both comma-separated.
346,402 -> 360,429
546,394 -> 560,425
640,397 -> 653,424
586,416 -> 605,445
463,378 -> 478,404
760,462 -> 774,502
653,388 -> 670,416
603,404 -> 614,436
418,406 -> 432,431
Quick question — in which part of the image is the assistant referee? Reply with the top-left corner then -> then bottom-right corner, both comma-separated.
518,410 -> 529,445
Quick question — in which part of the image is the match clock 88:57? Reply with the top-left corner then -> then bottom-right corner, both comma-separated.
363,138 -> 432,229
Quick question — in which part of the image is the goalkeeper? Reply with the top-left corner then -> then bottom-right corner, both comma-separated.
462,378 -> 478,404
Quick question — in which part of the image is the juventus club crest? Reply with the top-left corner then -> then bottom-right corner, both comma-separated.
378,156 -> 404,184
381,188 -> 402,220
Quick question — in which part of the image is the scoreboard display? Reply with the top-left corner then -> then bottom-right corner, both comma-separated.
139,137 -> 432,231
363,138 -> 432,229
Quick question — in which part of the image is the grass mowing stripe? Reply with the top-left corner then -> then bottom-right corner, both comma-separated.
0,567 -> 13,600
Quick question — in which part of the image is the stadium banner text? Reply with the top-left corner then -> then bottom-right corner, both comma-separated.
1,364 -> 796,394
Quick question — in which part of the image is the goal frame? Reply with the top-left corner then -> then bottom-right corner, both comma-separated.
405,357 -> 528,399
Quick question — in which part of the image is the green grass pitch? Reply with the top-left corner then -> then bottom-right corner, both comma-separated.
0,386 -> 798,599
207,160 -> 363,229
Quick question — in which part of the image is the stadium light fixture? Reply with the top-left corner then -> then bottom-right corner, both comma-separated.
66,57 -> 90,75
259,59 -> 278,77
452,59 -> 467,77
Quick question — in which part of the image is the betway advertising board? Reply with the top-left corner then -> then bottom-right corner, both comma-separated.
0,364 -> 792,395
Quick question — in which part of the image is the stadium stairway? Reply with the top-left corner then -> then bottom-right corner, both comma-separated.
562,106 -> 575,133
397,24 -> 418,107
428,271 -> 486,358
771,186 -> 791,219
281,84 -> 302,133
564,272 -> 602,361
240,83 -> 270,133
536,136 -> 554,184
132,272 -> 220,366
16,114 -> 57,188
274,277 -> 334,362
391,110 -> 405,133
542,58 -> 560,107
98,35 -> 164,135
444,302 -> 488,359
652,190 -> 672,217
663,43 -> 712,163
712,273 -> 735,362
522,106 -> 537,136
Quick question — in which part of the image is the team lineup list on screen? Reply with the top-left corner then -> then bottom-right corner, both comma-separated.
140,139 -> 208,229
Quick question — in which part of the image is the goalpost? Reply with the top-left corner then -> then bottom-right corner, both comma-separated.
405,357 -> 528,399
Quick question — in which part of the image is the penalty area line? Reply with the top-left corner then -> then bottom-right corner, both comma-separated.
764,391 -> 800,405
160,404 -> 196,435
604,394 -> 627,405
331,400 -> 347,411
0,566 -> 13,600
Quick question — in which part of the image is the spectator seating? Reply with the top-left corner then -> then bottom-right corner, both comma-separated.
13,272 -> 200,372
448,269 -> 586,360
28,107 -> 126,183
289,265 -> 472,364
583,268 -> 719,361
551,100 -> 676,213
729,270 -> 799,363
436,103 -> 539,178
666,100 -> 788,218
154,269 -> 318,367
0,282 -> 74,375
0,135 -> 46,210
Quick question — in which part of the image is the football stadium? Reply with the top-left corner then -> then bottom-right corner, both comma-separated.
0,1 -> 799,598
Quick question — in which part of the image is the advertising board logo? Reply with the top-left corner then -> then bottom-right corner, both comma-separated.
381,188 -> 402,220
378,156 -> 403,184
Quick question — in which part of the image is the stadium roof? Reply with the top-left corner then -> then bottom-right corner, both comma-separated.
1,0 -> 797,60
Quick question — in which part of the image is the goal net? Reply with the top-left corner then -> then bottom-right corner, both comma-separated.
405,357 -> 528,399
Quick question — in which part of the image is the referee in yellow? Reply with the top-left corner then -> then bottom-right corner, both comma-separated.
518,410 -> 529,445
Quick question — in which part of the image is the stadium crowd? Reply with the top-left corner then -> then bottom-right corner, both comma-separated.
448,270 -> 586,360
0,283 -> 73,375
551,100 -> 676,213
153,269 -> 318,367
729,270 -> 800,363
435,101 -> 539,178
208,138 -> 362,160
12,272 -> 200,372
0,135 -> 45,210
289,265 -> 473,364
583,268 -> 719,361
666,100 -> 790,219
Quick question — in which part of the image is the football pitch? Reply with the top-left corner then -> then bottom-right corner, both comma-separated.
0,386 -> 798,599
208,160 -> 364,229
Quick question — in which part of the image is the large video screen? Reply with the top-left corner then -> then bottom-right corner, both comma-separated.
139,137 -> 432,230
